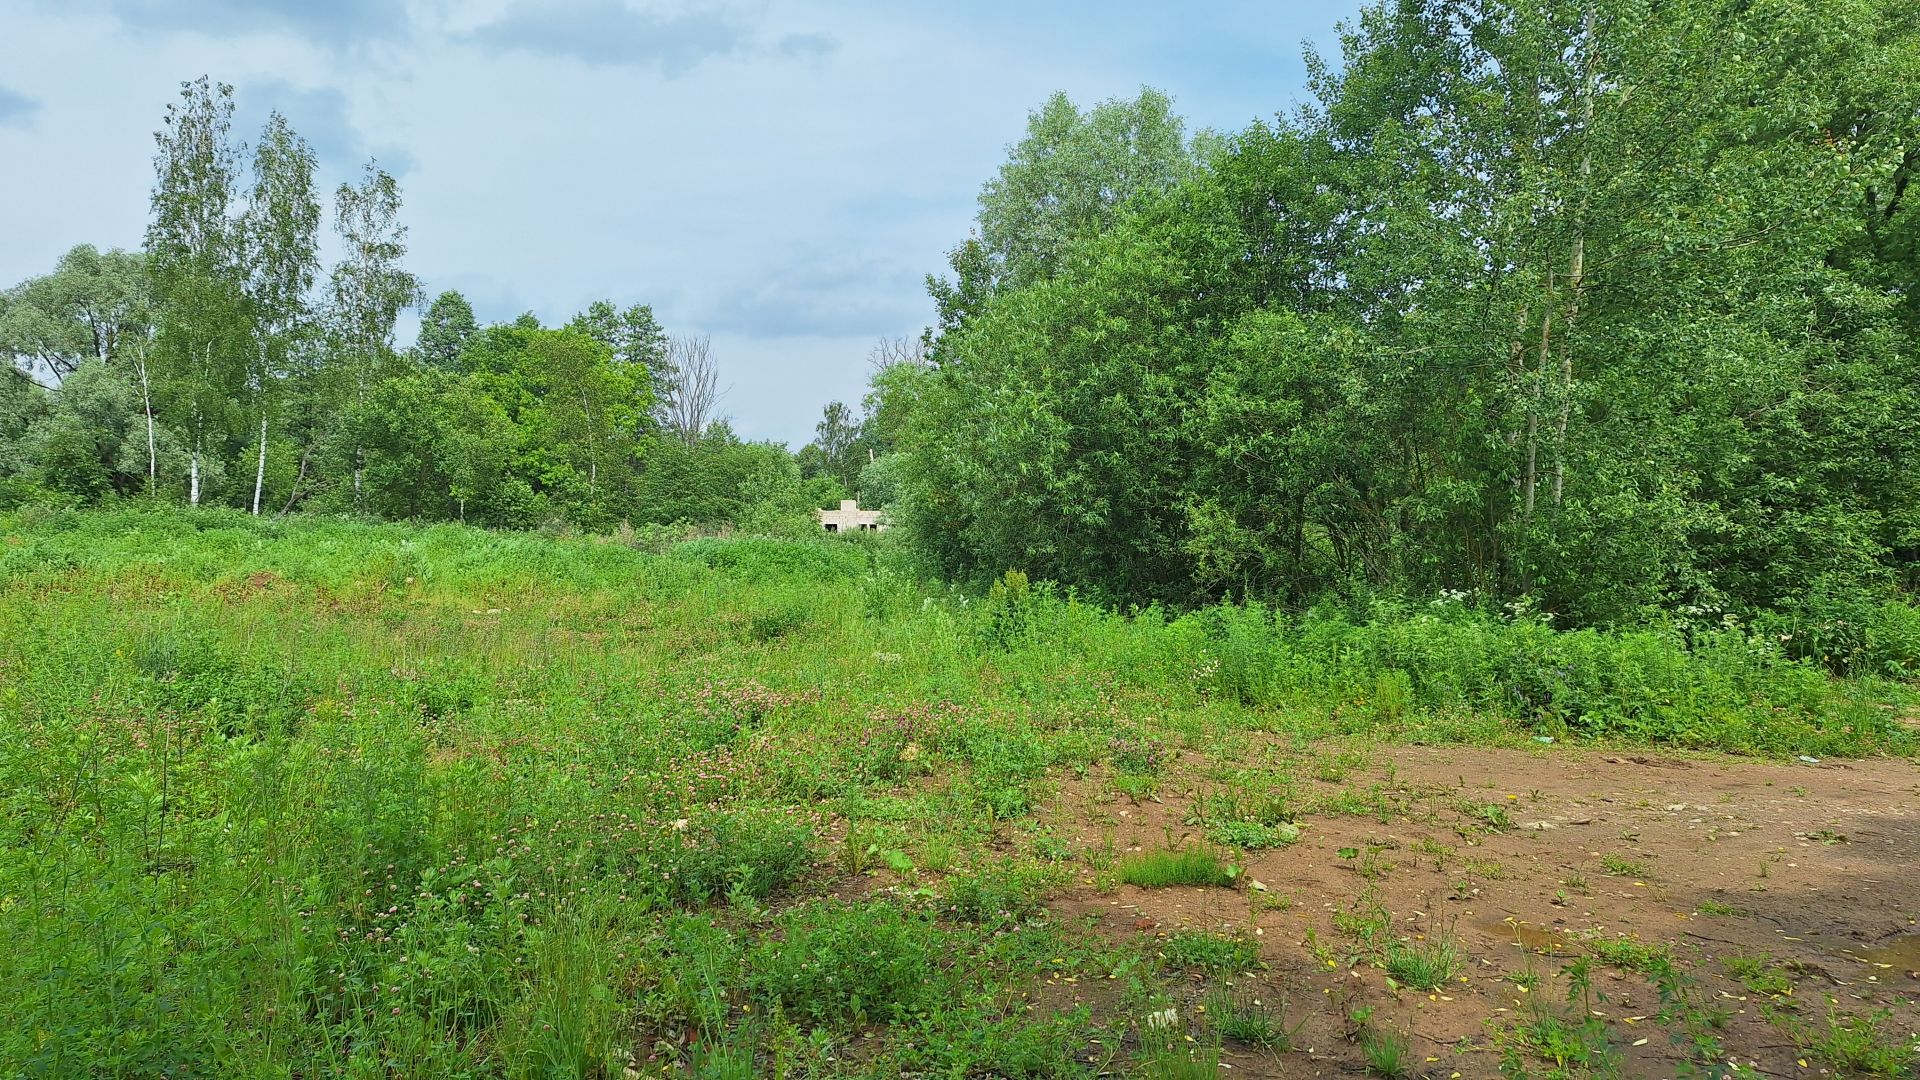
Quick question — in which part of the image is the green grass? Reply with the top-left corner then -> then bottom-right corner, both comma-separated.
0,507 -> 1912,1076
1159,928 -> 1263,973
1202,987 -> 1296,1049
1383,935 -> 1464,990
1599,853 -> 1653,878
1116,848 -> 1240,888
1582,933 -> 1675,977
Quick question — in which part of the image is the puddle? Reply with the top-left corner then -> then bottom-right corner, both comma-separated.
1855,934 -> 1920,974
1474,916 -> 1577,953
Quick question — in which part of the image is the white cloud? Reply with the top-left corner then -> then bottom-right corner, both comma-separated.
0,0 -> 1358,445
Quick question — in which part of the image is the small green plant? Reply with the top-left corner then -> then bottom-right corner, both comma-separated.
1468,801 -> 1514,829
1696,899 -> 1742,916
1582,933 -> 1672,977
1722,953 -> 1792,997
1804,1005 -> 1915,1077
1137,1013 -> 1221,1079
1202,987 -> 1296,1050
1160,929 -> 1263,974
748,901 -> 942,1025
1207,819 -> 1300,850
1359,1020 -> 1414,1078
1384,935 -> 1463,990
943,861 -> 1064,924
1117,848 -> 1238,888
1598,853 -> 1651,878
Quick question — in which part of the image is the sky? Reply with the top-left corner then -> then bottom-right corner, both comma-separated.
0,0 -> 1362,447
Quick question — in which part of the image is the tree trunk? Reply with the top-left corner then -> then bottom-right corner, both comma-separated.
1552,5 -> 1598,509
278,450 -> 310,517
252,413 -> 269,515
136,359 -> 157,496
1524,276 -> 1553,519
189,441 -> 201,507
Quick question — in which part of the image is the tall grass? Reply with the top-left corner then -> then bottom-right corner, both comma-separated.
0,508 -> 1910,1075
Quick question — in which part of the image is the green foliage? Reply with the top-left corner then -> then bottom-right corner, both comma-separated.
1358,1018 -> 1414,1079
942,861 -> 1064,924
1805,1006 -> 1915,1077
898,0 -> 1920,627
1116,848 -> 1238,888
1159,929 -> 1262,974
0,511 -> 1910,1076
1382,935 -> 1462,991
652,810 -> 813,905
748,901 -> 943,1025
1202,987 -> 1296,1050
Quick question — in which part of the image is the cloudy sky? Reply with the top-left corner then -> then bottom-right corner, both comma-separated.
0,0 -> 1360,446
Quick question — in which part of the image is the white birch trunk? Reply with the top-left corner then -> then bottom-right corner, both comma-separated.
136,360 -> 157,496
252,413 -> 269,515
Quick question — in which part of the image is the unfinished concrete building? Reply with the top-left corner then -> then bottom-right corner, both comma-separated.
816,499 -> 885,533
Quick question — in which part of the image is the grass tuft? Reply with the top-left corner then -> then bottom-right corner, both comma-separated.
1117,848 -> 1239,888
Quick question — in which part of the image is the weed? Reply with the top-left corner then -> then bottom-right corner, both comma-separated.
1117,848 -> 1238,888
1723,953 -> 1792,997
1207,819 -> 1300,850
943,861 -> 1065,924
1160,929 -> 1263,974
1466,801 -> 1515,829
1203,987 -> 1296,1050
1803,1005 -> 1916,1077
1359,1021 -> 1414,1078
1582,934 -> 1673,977
748,901 -> 942,1025
1598,853 -> 1651,878
1384,934 -> 1463,990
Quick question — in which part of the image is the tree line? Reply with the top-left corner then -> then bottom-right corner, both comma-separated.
0,78 -> 847,532
872,0 -> 1919,627
7,0 -> 1918,635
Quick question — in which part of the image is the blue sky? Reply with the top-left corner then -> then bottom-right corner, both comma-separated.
0,0 -> 1361,446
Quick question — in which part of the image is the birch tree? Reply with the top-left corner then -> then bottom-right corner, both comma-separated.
146,76 -> 247,506
242,112 -> 320,515
326,161 -> 421,505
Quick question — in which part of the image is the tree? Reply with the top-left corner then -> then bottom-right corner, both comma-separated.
0,367 -> 49,483
326,160 -> 422,506
146,76 -> 248,507
0,246 -> 156,489
975,87 -> 1199,290
517,328 -> 645,525
567,299 -> 669,433
241,111 -> 320,515
24,360 -> 182,501
0,245 -> 150,383
804,400 -> 865,491
660,333 -> 721,445
416,289 -> 477,370
896,0 -> 1920,618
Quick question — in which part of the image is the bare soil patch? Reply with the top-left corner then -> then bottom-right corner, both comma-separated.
1040,745 -> 1920,1078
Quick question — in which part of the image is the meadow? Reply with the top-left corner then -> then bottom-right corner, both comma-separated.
1,509 -> 1915,1078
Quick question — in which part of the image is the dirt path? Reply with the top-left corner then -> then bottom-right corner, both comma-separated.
1039,745 -> 1920,1078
